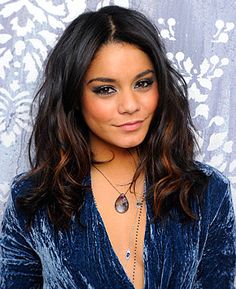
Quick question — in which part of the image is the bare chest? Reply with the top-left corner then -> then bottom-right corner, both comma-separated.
92,183 -> 146,289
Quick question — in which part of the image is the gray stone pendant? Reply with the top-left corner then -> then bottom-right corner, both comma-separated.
115,193 -> 129,213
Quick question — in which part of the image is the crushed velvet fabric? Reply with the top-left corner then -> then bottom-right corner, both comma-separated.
0,163 -> 236,289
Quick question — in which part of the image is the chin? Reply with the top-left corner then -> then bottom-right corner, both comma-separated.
117,137 -> 145,149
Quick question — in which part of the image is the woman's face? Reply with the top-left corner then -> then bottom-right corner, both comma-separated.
82,42 -> 159,150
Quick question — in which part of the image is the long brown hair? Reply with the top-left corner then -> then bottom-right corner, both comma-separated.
17,5 -> 208,229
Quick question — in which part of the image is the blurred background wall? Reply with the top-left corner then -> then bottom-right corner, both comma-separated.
0,0 -> 235,222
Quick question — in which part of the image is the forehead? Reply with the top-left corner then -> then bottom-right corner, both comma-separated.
84,42 -> 154,79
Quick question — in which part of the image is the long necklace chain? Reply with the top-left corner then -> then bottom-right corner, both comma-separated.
126,196 -> 144,285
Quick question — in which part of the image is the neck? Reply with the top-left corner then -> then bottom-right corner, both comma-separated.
90,135 -> 143,189
90,135 -> 139,169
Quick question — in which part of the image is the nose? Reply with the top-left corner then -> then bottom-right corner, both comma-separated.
117,90 -> 140,114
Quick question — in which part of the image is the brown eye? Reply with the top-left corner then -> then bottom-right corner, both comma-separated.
92,86 -> 116,96
134,79 -> 154,89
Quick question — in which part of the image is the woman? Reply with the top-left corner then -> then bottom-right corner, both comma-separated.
0,5 -> 235,289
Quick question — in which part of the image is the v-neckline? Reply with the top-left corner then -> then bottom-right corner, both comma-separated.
87,174 -> 150,289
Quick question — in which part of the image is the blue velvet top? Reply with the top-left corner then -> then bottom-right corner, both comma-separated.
1,163 -> 236,289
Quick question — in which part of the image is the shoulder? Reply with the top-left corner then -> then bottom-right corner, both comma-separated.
195,161 -> 229,186
195,162 -> 232,221
6,172 -> 35,216
1,173 -> 33,231
11,173 -> 35,198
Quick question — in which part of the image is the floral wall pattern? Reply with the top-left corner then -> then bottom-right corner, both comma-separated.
0,0 -> 235,225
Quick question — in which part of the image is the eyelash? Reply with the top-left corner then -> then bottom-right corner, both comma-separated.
134,79 -> 154,89
92,86 -> 115,95
91,78 -> 154,96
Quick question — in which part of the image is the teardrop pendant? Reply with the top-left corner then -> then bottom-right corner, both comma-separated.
114,193 -> 129,213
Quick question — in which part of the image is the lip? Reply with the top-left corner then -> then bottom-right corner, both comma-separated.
116,120 -> 143,131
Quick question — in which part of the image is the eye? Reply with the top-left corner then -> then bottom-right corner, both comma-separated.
91,86 -> 116,96
134,78 -> 154,90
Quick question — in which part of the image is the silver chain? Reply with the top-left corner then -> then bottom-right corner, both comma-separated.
92,164 -> 130,196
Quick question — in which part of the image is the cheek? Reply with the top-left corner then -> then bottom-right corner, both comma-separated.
153,84 -> 160,109
144,87 -> 159,113
82,97 -> 113,123
151,92 -> 159,111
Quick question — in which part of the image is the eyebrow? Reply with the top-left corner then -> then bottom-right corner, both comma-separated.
86,69 -> 155,85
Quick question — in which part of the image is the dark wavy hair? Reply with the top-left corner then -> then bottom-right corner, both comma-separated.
17,5 -> 208,229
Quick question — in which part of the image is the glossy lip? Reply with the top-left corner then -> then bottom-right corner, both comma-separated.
115,120 -> 144,132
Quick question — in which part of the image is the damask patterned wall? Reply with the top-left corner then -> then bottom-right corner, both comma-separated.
0,0 -> 235,223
